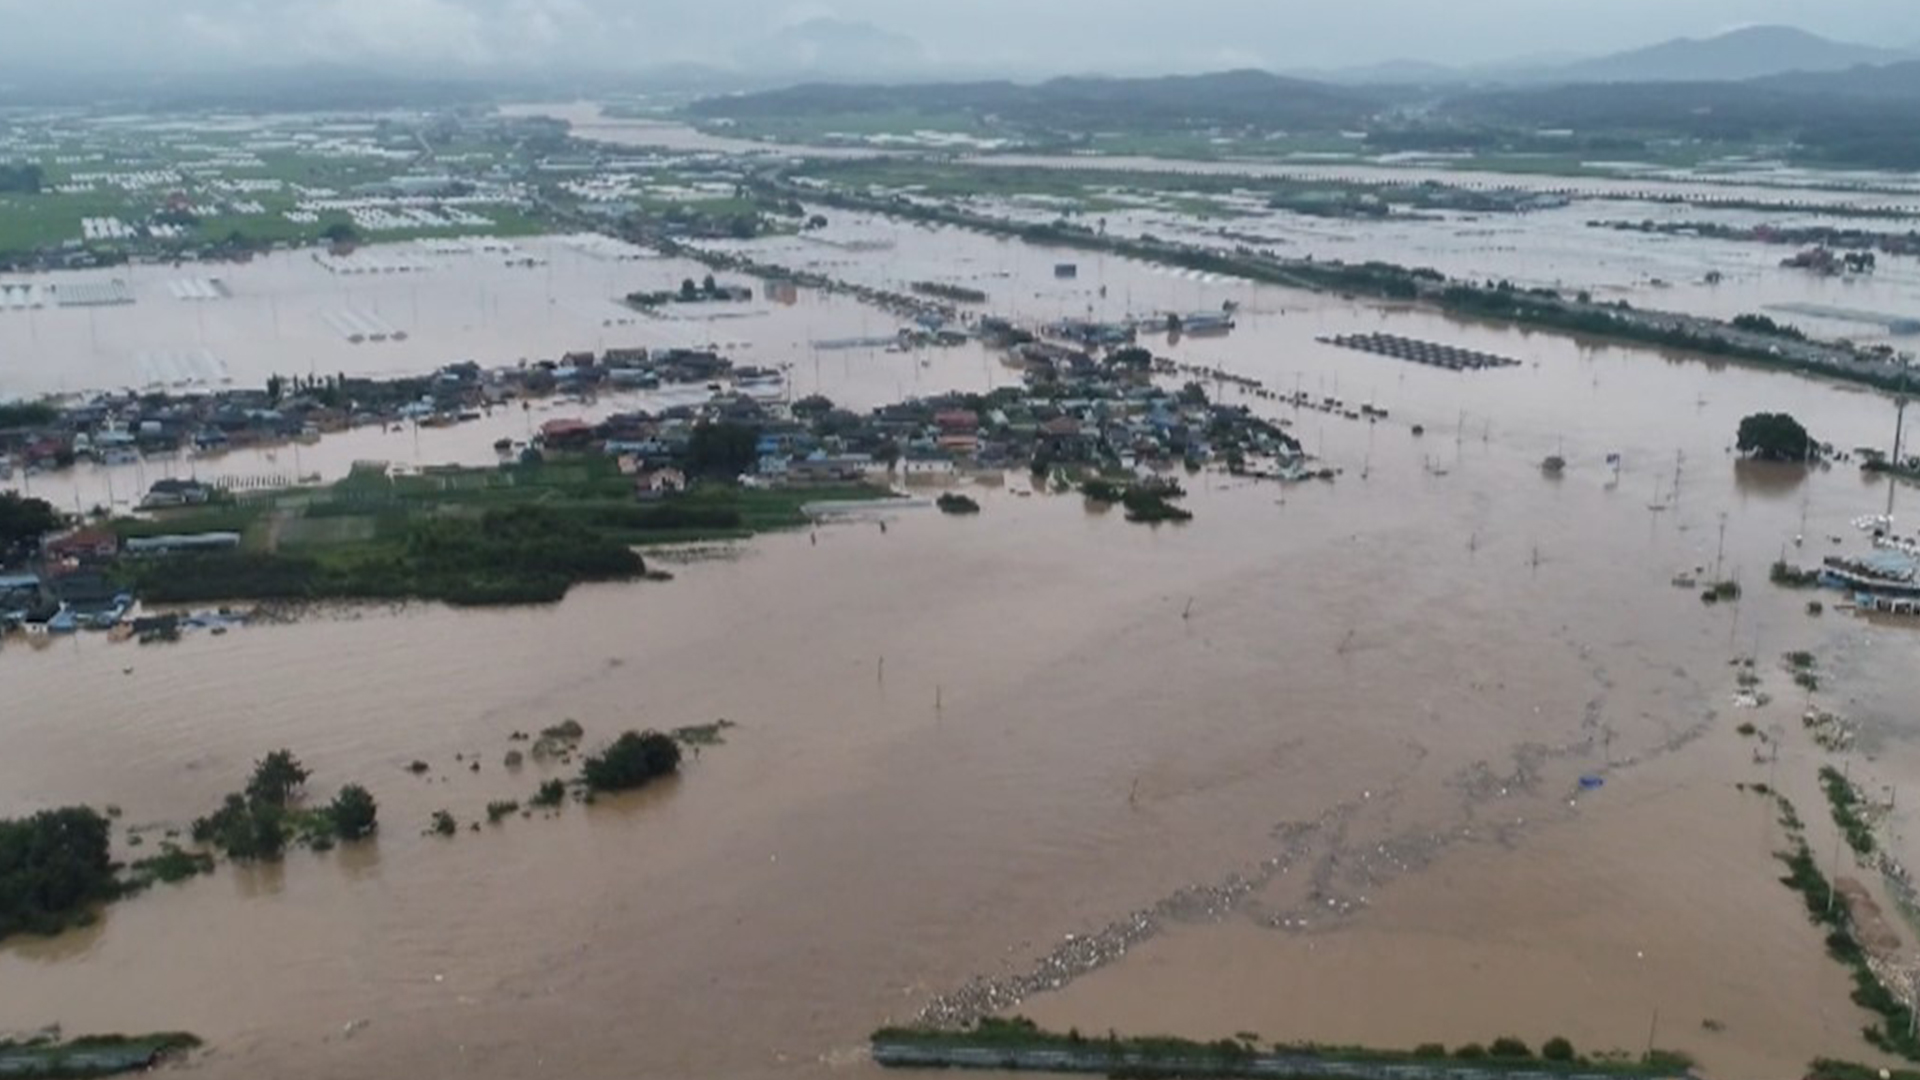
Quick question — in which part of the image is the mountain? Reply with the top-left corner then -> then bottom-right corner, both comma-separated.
688,70 -> 1378,131
1552,25 -> 1906,83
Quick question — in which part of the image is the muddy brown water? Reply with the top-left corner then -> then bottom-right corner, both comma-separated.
10,205 -> 1920,1079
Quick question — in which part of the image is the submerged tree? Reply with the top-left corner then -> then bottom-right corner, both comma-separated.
581,731 -> 682,792
245,750 -> 311,808
1736,412 -> 1813,462
0,807 -> 116,941
328,785 -> 379,841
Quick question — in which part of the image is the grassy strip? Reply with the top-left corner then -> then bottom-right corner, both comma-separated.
1822,766 -> 1878,857
872,1019 -> 1691,1077
1810,1061 -> 1920,1080
0,1032 -> 201,1078
1765,787 -> 1920,1062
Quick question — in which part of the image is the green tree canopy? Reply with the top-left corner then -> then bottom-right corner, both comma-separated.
1,492 -> 62,559
581,731 -> 682,792
0,807 -> 116,941
1737,412 -> 1814,461
687,421 -> 760,477
328,785 -> 379,841
246,750 -> 311,808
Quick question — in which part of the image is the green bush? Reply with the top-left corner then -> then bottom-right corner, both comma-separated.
531,779 -> 567,807
581,731 -> 682,792
1488,1037 -> 1531,1059
191,793 -> 286,862
1542,1036 -> 1574,1062
328,785 -> 379,841
128,844 -> 214,887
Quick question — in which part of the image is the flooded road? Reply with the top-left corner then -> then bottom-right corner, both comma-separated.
9,195 -> 1920,1079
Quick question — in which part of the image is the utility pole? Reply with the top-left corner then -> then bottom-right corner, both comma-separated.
1714,512 -> 1729,582
1895,361 -> 1912,467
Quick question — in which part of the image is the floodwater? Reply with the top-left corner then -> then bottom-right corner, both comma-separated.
0,233 -> 969,401
973,154 -> 1920,212
11,191 -> 1920,1080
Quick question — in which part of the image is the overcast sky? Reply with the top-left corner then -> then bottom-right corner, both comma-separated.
1,0 -> 1916,76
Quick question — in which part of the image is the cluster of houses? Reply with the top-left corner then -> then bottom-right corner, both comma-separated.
0,347 -> 746,479
0,525 -> 133,633
530,335 -> 1304,493
0,501 -> 246,634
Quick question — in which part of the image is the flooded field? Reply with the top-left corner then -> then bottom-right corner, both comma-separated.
10,153 -> 1920,1080
0,232 -> 970,400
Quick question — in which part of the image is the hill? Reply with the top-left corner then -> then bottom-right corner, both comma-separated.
1442,70 -> 1920,169
686,70 -> 1378,133
1553,25 -> 1906,83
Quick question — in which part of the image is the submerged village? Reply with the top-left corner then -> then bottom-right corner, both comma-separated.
0,303 -> 1311,635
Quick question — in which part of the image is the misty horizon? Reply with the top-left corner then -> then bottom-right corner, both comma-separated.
1,0 -> 1918,83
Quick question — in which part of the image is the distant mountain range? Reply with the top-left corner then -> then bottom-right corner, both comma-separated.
686,69 -> 1378,131
1299,25 -> 1915,86
1553,25 -> 1909,83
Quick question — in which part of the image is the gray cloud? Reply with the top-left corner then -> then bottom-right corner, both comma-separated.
0,0 -> 1915,76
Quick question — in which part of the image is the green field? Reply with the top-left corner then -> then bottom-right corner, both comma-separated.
110,458 -> 895,606
0,112 -> 562,259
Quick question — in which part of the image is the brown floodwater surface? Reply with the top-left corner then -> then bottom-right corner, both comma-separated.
9,191 -> 1920,1080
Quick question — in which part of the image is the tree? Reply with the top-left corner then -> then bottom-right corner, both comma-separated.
791,394 -> 836,418
0,401 -> 58,428
246,750 -> 311,808
1541,1037 -> 1575,1062
1737,412 -> 1813,462
320,222 -> 358,246
248,802 -> 287,861
0,492 -> 61,561
266,373 -> 286,404
328,785 -> 378,841
0,807 -> 116,941
192,792 -> 286,862
0,163 -> 44,194
687,421 -> 760,477
1488,1038 -> 1531,1059
581,730 -> 682,792
1732,313 -> 1806,341
701,273 -> 717,295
